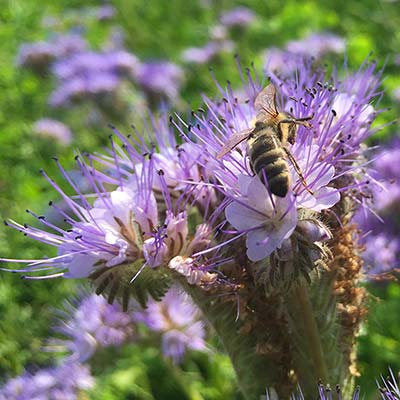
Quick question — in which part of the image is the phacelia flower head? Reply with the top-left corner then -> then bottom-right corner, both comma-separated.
173,56 -> 381,280
16,41 -> 58,71
1,112 -> 220,306
182,40 -> 234,65
51,292 -> 136,361
220,6 -> 256,28
353,138 -> 400,275
286,32 -> 346,59
49,49 -> 139,107
32,118 -> 73,145
134,286 -> 206,363
0,360 -> 94,400
133,61 -> 184,105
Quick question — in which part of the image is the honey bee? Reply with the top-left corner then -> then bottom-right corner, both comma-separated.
217,84 -> 313,197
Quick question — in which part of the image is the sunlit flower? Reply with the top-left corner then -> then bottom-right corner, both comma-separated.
225,174 -> 297,261
175,57 -> 381,265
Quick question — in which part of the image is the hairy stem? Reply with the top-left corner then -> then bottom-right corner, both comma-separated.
293,284 -> 329,383
185,284 -> 285,399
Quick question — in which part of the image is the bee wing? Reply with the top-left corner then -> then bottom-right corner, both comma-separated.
216,129 -> 253,159
254,84 -> 279,121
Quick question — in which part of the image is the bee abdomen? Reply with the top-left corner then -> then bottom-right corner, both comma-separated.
252,153 -> 290,197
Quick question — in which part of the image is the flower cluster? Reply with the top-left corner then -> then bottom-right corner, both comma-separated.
263,32 -> 345,74
2,56 -> 386,398
0,361 -> 94,400
51,292 -> 136,361
220,6 -> 256,28
354,138 -> 400,275
16,33 -> 88,72
50,49 -> 139,107
3,57 -> 382,290
134,286 -> 206,363
32,118 -> 73,145
173,59 -> 380,270
181,6 -> 256,66
49,286 -> 206,364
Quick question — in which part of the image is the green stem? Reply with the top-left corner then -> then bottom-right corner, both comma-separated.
185,285 -> 284,399
293,284 -> 329,383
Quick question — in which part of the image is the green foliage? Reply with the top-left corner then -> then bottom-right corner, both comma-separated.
89,345 -> 240,400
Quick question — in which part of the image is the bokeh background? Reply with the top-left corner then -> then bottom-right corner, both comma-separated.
0,0 -> 399,398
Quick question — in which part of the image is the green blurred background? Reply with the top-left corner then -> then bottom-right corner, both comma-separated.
0,0 -> 399,398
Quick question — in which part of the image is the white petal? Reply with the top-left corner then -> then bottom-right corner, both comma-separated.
312,187 -> 341,211
225,201 -> 265,231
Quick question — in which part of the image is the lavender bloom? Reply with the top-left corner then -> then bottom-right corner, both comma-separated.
354,139 -> 400,275
286,32 -> 346,58
50,50 -> 138,107
263,33 -> 345,75
134,61 -> 184,103
220,7 -> 256,28
16,41 -> 58,71
182,40 -> 234,65
1,113 -> 219,300
176,58 -> 380,263
52,33 -> 88,58
16,34 -> 87,73
93,5 -> 116,21
52,293 -> 136,361
263,48 -> 298,74
134,286 -> 206,363
32,118 -> 73,144
0,361 -> 94,400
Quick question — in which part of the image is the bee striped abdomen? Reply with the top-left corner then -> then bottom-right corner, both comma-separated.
249,131 -> 290,197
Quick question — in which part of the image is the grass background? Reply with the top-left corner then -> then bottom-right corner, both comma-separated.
0,0 -> 399,398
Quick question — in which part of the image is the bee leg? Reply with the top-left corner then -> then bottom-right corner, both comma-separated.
282,147 -> 314,195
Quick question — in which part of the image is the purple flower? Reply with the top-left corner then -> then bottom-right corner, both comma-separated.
1,114 -> 219,292
263,33 -> 345,75
51,292 -> 136,361
134,61 -> 184,102
175,57 -> 381,262
220,7 -> 256,28
225,174 -> 297,261
182,41 -> 234,64
286,32 -> 345,58
0,360 -> 94,400
94,5 -> 116,21
49,49 -> 138,107
353,139 -> 400,275
16,41 -> 58,71
32,118 -> 73,144
52,33 -> 88,58
134,287 -> 206,363
362,233 -> 400,275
